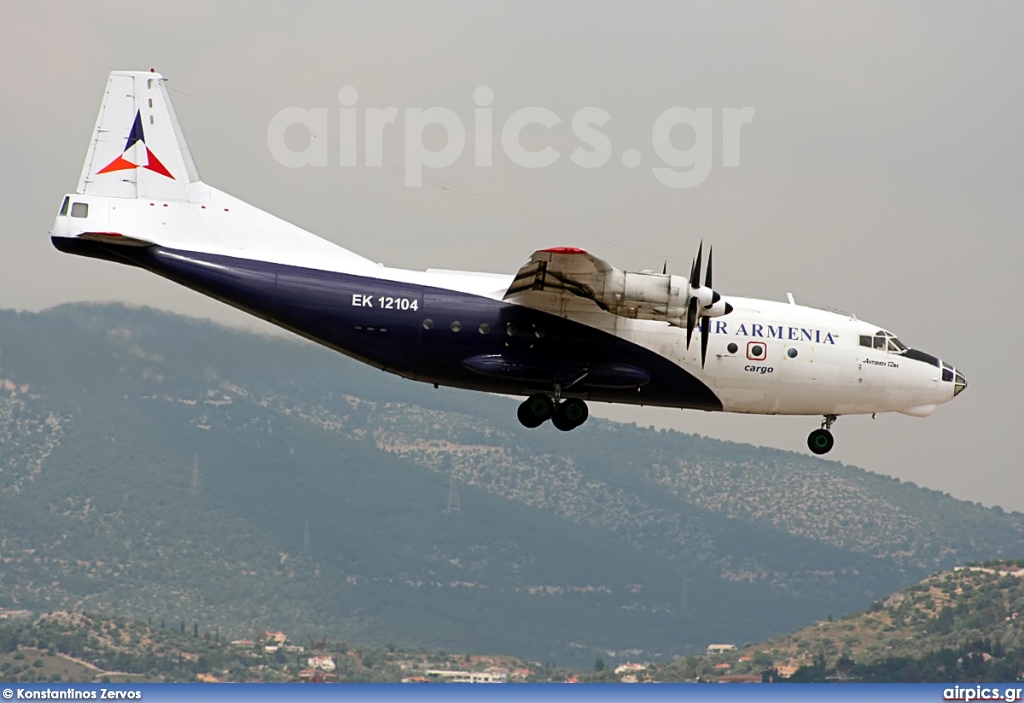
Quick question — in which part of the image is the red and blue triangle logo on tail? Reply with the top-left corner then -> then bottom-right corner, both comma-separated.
97,111 -> 175,179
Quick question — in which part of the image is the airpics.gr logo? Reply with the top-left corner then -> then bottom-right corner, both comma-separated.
96,110 -> 174,179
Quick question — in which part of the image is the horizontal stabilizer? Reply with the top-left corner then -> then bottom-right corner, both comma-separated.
75,231 -> 154,247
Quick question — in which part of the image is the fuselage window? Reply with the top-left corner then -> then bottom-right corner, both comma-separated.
70,202 -> 89,218
507,324 -> 518,337
873,336 -> 886,350
859,335 -> 872,348
478,323 -> 490,334
422,319 -> 434,330
450,321 -> 462,332
59,196 -> 69,216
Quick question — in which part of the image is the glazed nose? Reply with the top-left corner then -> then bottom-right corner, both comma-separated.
953,369 -> 967,398
940,361 -> 966,398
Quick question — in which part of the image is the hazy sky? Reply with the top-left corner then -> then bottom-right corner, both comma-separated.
2,2 -> 1021,509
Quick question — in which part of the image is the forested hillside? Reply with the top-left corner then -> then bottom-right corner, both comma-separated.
651,561 -> 1024,682
0,304 -> 1019,666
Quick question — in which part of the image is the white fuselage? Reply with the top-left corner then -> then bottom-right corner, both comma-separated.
51,188 -> 959,420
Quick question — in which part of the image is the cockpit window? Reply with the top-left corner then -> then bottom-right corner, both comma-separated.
861,330 -> 908,354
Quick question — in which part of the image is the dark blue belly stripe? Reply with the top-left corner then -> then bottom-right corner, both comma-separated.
51,238 -> 723,411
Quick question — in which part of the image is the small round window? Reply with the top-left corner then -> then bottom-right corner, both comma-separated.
751,344 -> 764,357
450,321 -> 462,332
422,319 -> 434,330
787,348 -> 798,358
478,323 -> 490,334
507,324 -> 518,337
727,343 -> 738,354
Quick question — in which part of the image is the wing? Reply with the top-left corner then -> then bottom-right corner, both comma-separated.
503,247 -> 696,323
503,247 -> 615,315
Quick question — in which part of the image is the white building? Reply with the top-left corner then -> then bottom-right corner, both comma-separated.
308,655 -> 336,672
424,670 -> 507,683
707,644 -> 737,655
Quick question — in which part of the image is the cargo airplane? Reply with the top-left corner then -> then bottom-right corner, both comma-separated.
50,71 -> 967,454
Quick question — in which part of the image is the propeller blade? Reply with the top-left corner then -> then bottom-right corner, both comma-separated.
686,296 -> 698,349
705,246 -> 713,289
662,261 -> 667,275
690,241 -> 703,288
700,315 -> 710,368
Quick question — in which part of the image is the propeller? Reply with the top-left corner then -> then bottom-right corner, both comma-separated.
701,247 -> 712,367
683,241 -> 732,368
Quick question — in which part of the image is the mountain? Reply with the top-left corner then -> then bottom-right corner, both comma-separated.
649,560 -> 1024,682
0,303 -> 1020,667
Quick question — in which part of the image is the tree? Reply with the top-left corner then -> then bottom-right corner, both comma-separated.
594,657 -> 605,672
934,606 -> 955,635
1,632 -> 18,653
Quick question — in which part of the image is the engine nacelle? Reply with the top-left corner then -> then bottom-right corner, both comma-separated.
591,269 -> 729,321
594,271 -> 692,318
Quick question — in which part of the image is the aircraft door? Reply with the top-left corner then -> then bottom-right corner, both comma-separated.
419,288 -> 500,370
711,319 -> 782,414
777,316 -> 843,414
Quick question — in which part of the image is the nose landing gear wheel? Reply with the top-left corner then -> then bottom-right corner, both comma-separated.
807,428 -> 835,455
807,414 -> 838,455
551,398 -> 589,432
518,393 -> 553,428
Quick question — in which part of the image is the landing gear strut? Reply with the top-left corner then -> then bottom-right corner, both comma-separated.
517,394 -> 589,431
807,414 -> 837,455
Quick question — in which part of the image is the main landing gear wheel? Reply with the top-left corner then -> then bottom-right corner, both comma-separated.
807,429 -> 834,455
517,393 -> 553,428
807,414 -> 838,455
551,398 -> 589,432
517,394 -> 589,431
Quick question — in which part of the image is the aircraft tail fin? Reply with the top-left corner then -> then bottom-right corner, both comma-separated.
55,71 -> 375,272
77,71 -> 201,202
